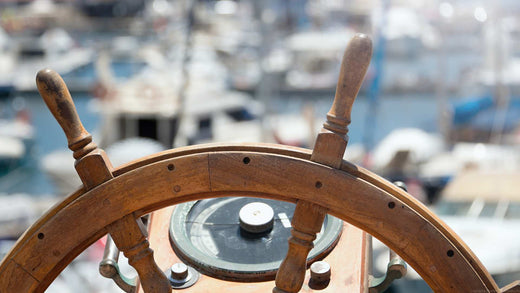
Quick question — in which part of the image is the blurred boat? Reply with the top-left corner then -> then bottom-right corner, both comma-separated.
283,29 -> 356,93
78,0 -> 146,18
228,29 -> 359,96
87,43 -> 266,148
0,105 -> 35,174
0,27 -> 15,100
367,126 -> 520,203
0,135 -> 26,173
9,27 -> 94,92
370,128 -> 445,177
365,128 -> 444,202
449,95 -> 520,144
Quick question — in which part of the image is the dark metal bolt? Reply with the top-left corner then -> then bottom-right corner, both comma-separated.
393,181 -> 407,192
310,261 -> 331,282
170,263 -> 189,281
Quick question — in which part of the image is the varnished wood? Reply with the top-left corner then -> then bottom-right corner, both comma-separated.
324,33 -> 372,140
502,281 -> 520,293
108,214 -> 171,293
0,145 -> 503,292
273,202 -> 327,293
36,69 -> 97,160
34,69 -> 170,293
139,206 -> 368,293
274,33 -> 372,293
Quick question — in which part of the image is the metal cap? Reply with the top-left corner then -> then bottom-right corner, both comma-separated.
310,261 -> 331,282
170,263 -> 189,281
167,262 -> 199,289
239,202 -> 274,233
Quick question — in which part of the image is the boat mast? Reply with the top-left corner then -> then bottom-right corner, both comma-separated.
173,0 -> 197,147
488,3 -> 510,144
436,2 -> 452,146
363,0 -> 388,160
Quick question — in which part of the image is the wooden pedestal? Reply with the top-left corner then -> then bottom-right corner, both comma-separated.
137,206 -> 369,292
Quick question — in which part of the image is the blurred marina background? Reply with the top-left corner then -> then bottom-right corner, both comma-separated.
1,0 -> 520,292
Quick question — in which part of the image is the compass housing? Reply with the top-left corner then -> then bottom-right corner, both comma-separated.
169,197 -> 343,282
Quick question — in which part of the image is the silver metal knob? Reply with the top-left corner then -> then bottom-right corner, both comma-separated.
167,262 -> 199,289
239,202 -> 274,233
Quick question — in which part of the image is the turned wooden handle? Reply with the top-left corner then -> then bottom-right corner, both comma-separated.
36,69 -> 96,159
109,215 -> 171,293
274,201 -> 326,293
37,69 -> 169,291
275,34 -> 373,293
324,33 -> 372,136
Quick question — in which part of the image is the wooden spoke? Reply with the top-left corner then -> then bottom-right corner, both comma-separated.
33,69 -> 170,292
108,215 -> 171,293
274,33 -> 372,293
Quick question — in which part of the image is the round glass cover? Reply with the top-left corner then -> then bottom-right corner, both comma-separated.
169,197 -> 342,281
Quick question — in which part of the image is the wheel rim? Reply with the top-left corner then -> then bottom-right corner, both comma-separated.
0,143 -> 499,292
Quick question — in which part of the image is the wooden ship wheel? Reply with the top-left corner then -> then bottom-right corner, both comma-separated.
1,34 -> 519,293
